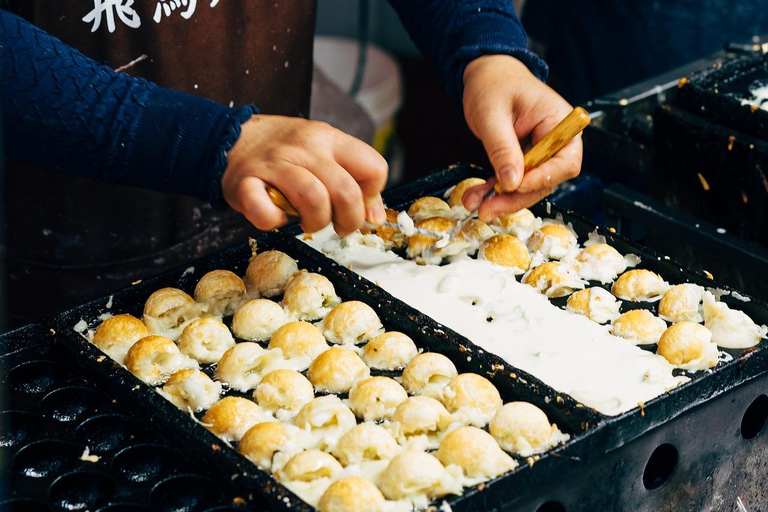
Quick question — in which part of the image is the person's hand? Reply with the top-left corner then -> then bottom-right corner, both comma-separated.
222,115 -> 389,236
460,55 -> 583,221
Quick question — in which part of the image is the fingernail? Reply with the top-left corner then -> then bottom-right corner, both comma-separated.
367,202 -> 387,225
499,166 -> 519,191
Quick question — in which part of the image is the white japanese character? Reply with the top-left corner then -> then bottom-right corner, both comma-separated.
83,0 -> 141,33
180,0 -> 197,19
210,0 -> 221,7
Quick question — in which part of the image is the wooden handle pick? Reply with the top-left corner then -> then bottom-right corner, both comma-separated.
493,106 -> 591,194
266,185 -> 299,217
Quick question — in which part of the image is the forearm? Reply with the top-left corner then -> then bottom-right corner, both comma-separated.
0,10 -> 255,208
387,0 -> 548,104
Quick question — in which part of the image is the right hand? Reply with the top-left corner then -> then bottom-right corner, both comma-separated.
222,115 -> 389,236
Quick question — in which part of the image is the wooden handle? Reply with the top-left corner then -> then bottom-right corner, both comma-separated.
494,106 -> 591,194
266,185 -> 299,217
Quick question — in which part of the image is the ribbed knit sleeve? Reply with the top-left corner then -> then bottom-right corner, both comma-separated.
388,0 -> 548,105
0,10 -> 257,209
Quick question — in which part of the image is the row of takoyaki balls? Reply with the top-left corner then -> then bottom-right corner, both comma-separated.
364,178 -> 765,372
88,249 -> 569,511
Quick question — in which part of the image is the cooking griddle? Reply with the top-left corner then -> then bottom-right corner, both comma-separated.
6,163 -> 766,511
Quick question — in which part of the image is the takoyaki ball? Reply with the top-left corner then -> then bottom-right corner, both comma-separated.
268,321 -> 328,363
406,217 -> 457,261
92,314 -> 149,364
702,291 -> 767,349
254,369 -> 315,419
194,269 -> 247,316
282,271 -> 342,321
566,287 -> 621,324
331,423 -> 401,466
407,196 -> 451,221
231,298 -> 288,341
436,426 -> 518,480
490,208 -> 539,242
143,287 -> 201,337
317,477 -> 385,512
238,421 -> 307,472
526,224 -> 578,260
478,234 -> 531,274
448,177 -> 486,208
441,373 -> 502,428
125,335 -> 198,386
246,250 -> 299,298
657,322 -> 719,370
401,352 -> 458,399
202,396 -> 272,442
522,261 -> 584,298
360,208 -> 406,249
280,450 -> 343,482
292,396 -> 357,452
611,269 -> 670,302
575,243 -> 628,284
379,450 -> 459,502
157,369 -> 222,412
177,317 -> 235,364
390,396 -> 452,449
348,377 -> 408,422
320,301 -> 384,346
489,402 -> 569,456
308,347 -> 370,394
216,342 -> 287,392
362,331 -> 418,371
611,309 -> 668,345
658,284 -> 704,323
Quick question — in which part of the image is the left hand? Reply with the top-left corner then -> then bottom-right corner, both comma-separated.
460,54 -> 583,221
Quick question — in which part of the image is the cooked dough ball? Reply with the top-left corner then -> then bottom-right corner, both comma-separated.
320,301 -> 384,345
231,299 -> 288,341
293,396 -> 357,451
441,373 -> 502,428
657,322 -> 719,370
246,250 -> 299,297
332,423 -> 401,466
611,269 -> 670,302
566,287 -> 621,324
317,477 -> 385,512
391,396 -> 452,449
527,224 -> 578,260
407,196 -> 451,220
92,314 -> 150,364
362,331 -> 418,370
268,321 -> 328,363
489,402 -> 569,456
194,270 -> 247,316
360,208 -> 407,249
523,261 -> 584,298
436,426 -> 517,479
281,450 -> 343,482
406,217 -> 457,261
448,177 -> 486,208
455,219 -> 495,255
478,234 -> 531,274
611,309 -> 668,345
143,287 -> 201,337
702,292 -> 767,349
239,421 -> 307,472
401,352 -> 458,398
157,369 -> 222,412
491,208 -> 539,242
216,343 -> 289,392
348,377 -> 407,422
202,396 -> 272,442
575,244 -> 629,284
254,369 -> 314,418
308,347 -> 370,393
659,284 -> 704,323
379,451 -> 457,502
177,317 -> 235,364
125,335 -> 198,386
282,271 -> 342,321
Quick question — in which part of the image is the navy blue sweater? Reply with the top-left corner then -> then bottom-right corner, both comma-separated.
0,5 -> 544,207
